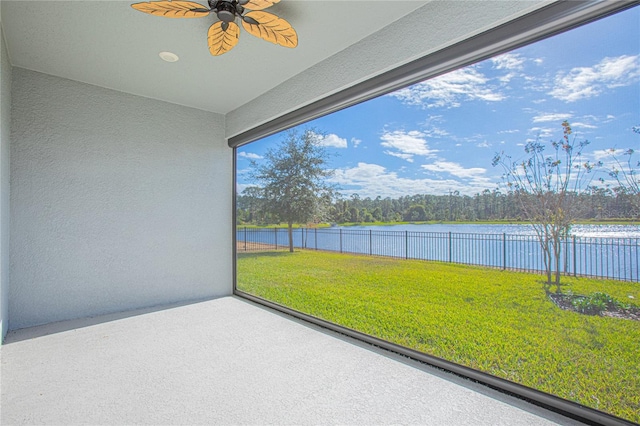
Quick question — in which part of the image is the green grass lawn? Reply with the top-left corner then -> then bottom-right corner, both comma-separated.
237,250 -> 640,422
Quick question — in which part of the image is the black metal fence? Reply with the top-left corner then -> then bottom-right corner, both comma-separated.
236,227 -> 640,282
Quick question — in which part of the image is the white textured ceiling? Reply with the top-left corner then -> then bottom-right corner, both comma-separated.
2,0 -> 429,114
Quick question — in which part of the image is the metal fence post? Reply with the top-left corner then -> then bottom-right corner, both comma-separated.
370,230 -> 373,256
315,228 -> 318,250
405,231 -> 409,259
448,232 -> 452,263
563,236 -> 568,274
629,238 -> 640,282
502,233 -> 506,270
573,236 -> 577,277
274,227 -> 278,250
340,229 -> 343,253
244,227 -> 247,251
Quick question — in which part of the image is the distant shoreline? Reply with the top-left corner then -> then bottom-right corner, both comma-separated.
237,219 -> 640,229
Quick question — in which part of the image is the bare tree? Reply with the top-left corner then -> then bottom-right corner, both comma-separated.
601,126 -> 640,215
493,121 -> 595,291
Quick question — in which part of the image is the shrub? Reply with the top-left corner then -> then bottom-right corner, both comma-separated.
571,292 -> 628,315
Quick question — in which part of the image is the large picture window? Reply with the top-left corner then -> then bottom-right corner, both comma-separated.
235,4 -> 639,424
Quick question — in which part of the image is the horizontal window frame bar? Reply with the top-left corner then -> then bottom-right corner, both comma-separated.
234,290 -> 636,426
228,0 -> 638,148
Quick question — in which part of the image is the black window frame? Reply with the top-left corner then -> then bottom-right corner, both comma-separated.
232,2 -> 640,425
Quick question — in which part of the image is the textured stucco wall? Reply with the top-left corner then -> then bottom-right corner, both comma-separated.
225,0 -> 547,138
1,22 -> 12,340
10,68 -> 231,330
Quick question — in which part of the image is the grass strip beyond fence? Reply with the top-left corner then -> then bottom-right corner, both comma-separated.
237,250 -> 640,423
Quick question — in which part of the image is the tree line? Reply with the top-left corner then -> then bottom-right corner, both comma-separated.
238,187 -> 638,226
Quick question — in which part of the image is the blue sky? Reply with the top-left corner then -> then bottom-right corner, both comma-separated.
237,6 -> 640,198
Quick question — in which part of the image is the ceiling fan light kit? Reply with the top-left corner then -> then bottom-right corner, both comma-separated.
131,0 -> 298,56
158,51 -> 180,62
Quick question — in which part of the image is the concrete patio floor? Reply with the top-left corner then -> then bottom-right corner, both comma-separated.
1,296 -> 583,425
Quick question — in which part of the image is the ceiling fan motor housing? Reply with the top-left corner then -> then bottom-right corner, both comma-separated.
209,0 -> 250,22
216,2 -> 236,22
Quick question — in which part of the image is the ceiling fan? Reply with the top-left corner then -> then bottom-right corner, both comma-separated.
131,0 -> 297,56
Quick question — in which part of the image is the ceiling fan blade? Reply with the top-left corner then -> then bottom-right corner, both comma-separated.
243,0 -> 280,11
241,11 -> 297,48
131,1 -> 210,18
208,21 -> 240,56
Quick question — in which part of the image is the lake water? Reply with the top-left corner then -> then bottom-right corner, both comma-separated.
237,223 -> 640,282
336,223 -> 640,238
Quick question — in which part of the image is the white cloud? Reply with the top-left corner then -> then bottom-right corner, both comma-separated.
421,161 -> 488,180
421,115 -> 450,138
571,122 -> 598,129
423,126 -> 449,138
497,73 -> 518,84
498,129 -> 520,134
236,183 -> 250,194
528,127 -> 555,139
238,152 -> 263,160
424,114 -> 444,123
314,133 -> 348,148
532,113 -> 573,123
491,53 -> 525,84
492,54 -> 530,83
384,151 -> 414,163
589,149 -> 637,179
330,163 -> 495,198
549,55 -> 640,102
388,68 -> 504,109
578,114 -> 614,125
380,130 -> 438,162
592,148 -> 628,161
491,53 -> 525,70
351,137 -> 362,148
476,141 -> 492,148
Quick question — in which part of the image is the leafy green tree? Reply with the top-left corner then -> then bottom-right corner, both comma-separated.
247,129 -> 335,252
371,207 -> 383,222
405,204 -> 427,221
361,209 -> 374,223
493,121 -> 595,290
347,207 -> 359,223
239,186 -> 268,224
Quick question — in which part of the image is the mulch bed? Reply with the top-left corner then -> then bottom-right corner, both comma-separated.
548,293 -> 640,321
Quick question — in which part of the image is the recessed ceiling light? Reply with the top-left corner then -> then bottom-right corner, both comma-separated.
159,51 -> 179,62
